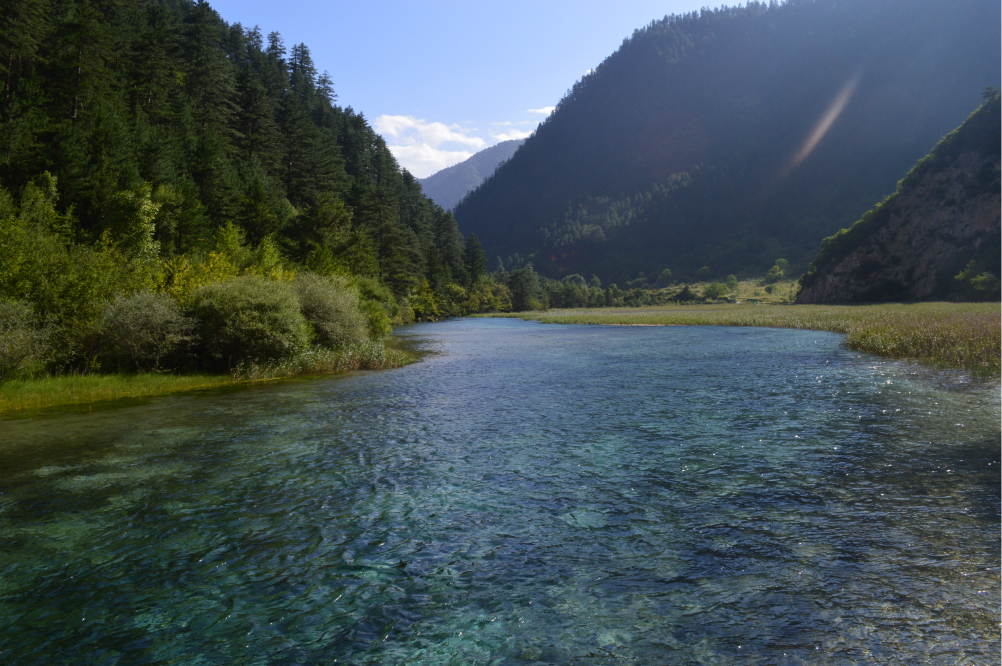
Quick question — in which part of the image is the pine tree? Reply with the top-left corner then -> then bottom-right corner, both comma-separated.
464,233 -> 487,287
0,0 -> 473,314
234,65 -> 280,170
0,0 -> 52,101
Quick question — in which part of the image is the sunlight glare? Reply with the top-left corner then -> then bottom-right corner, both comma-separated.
791,73 -> 861,167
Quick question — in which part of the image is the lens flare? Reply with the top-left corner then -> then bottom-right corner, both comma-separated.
791,73 -> 861,167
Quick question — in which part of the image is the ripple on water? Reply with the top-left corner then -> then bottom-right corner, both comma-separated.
0,318 -> 998,665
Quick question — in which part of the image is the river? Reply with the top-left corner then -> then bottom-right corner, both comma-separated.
1,318 -> 998,664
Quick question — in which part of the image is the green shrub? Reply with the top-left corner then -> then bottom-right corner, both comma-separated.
189,276 -> 310,369
99,292 -> 197,371
762,264 -> 786,284
362,300 -> 393,337
355,275 -> 393,305
955,260 -> 1002,301
703,282 -> 729,300
675,284 -> 698,302
968,272 -> 1001,300
437,283 -> 469,318
0,300 -> 51,381
1,180 -> 154,363
355,275 -> 405,328
293,272 -> 368,347
101,184 -> 161,260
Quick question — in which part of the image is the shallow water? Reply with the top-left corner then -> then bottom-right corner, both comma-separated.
0,318 -> 998,665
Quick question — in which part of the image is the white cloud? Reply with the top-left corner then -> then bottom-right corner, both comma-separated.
585,69 -> 596,76
374,115 -> 487,150
374,112 -> 540,177
491,129 -> 533,142
374,115 -> 489,177
528,106 -> 556,115
386,144 -> 474,179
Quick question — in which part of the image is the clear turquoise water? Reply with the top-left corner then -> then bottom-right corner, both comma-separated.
0,318 -> 998,665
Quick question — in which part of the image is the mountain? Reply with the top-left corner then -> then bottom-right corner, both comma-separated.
797,92 -> 1000,303
419,139 -> 525,211
452,0 -> 1000,285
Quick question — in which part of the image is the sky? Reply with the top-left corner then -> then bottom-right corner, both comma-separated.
207,0 -> 710,177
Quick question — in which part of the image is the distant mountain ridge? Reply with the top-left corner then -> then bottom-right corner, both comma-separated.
452,0 -> 1000,284
419,139 -> 525,211
797,93 -> 1001,303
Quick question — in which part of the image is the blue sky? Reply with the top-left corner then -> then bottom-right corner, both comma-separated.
207,0 -> 711,177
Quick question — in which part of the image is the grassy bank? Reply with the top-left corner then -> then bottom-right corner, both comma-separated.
0,341 -> 414,415
675,277 -> 799,303
488,302 -> 1001,375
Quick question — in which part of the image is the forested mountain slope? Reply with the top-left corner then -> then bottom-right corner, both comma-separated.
0,0 -> 531,378
452,0 -> 1000,285
0,0 -> 467,297
797,92 -> 1000,303
419,139 -> 525,211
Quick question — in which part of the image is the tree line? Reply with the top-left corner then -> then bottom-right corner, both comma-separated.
0,0 -> 520,378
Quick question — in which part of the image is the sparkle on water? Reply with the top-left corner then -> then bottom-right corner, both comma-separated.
1,318 -> 999,664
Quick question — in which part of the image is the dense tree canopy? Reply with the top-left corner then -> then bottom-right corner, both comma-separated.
0,0 -> 540,378
0,0 -> 469,298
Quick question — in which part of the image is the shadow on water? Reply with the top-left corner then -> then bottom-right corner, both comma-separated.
0,318 -> 998,665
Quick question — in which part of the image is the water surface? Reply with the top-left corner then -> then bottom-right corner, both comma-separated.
1,318 -> 998,664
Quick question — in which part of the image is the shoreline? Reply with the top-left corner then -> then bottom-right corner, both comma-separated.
5,303 -> 996,416
483,302 -> 1001,376
0,342 -> 417,418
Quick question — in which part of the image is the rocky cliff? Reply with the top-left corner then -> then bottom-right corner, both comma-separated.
797,93 -> 1000,303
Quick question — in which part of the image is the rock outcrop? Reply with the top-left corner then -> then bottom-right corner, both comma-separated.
797,93 -> 1000,303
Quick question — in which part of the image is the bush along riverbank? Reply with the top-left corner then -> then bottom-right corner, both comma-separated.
0,342 -> 412,415
0,249 -> 416,415
0,333 -> 414,416
487,302 -> 1001,376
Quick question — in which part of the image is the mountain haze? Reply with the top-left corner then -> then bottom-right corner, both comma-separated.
419,139 -> 525,211
452,0 -> 1001,284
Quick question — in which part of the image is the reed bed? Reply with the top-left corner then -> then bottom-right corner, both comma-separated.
0,373 -> 237,414
1,341 -> 413,415
489,302 -> 1000,375
230,341 -> 413,381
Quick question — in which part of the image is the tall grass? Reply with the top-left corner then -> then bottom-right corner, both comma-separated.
1,341 -> 414,415
0,373 -> 238,414
487,302 -> 1000,375
230,341 -> 412,381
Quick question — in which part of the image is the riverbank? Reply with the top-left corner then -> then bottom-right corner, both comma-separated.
485,302 -> 1001,375
0,341 -> 414,416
